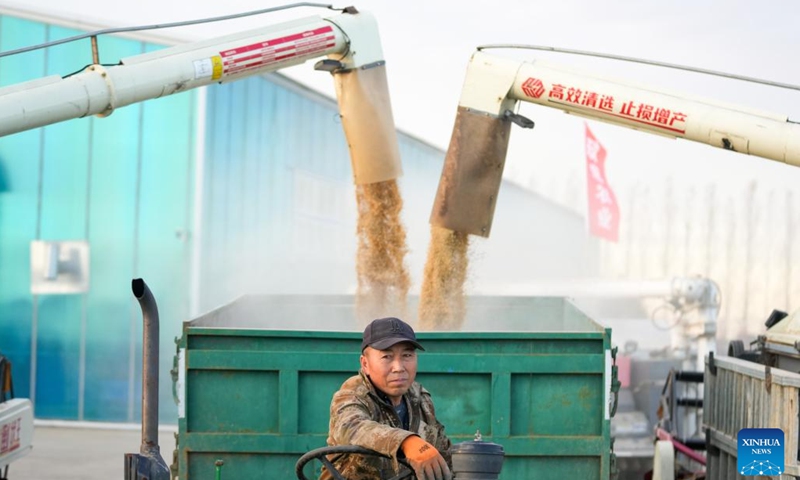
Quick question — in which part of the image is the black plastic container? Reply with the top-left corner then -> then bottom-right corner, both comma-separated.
450,432 -> 505,479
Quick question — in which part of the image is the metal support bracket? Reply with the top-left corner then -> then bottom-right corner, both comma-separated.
708,351 -> 716,375
503,109 -> 534,129
89,64 -> 116,118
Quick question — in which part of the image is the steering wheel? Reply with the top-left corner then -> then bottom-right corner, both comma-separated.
295,445 -> 415,480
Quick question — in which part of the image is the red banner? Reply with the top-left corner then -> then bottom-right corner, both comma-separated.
584,124 -> 620,242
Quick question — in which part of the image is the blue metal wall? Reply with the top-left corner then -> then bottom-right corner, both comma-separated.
197,74 -> 453,311
0,16 -> 195,423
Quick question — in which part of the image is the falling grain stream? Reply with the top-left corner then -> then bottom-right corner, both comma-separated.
354,181 -> 470,330
354,180 -> 411,324
418,225 -> 470,331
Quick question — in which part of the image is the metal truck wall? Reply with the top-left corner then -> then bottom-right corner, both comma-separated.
175,295 -> 614,480
0,15 -> 194,423
704,355 -> 800,479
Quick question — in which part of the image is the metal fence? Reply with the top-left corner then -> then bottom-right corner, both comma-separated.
705,354 -> 800,479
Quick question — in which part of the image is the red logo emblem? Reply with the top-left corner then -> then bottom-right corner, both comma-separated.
521,77 -> 545,99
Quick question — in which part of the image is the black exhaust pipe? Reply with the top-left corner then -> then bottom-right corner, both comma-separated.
132,278 -> 160,456
125,278 -> 170,480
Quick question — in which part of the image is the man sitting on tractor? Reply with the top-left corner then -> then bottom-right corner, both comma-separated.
321,317 -> 453,480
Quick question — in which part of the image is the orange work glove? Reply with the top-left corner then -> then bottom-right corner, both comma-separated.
400,435 -> 452,480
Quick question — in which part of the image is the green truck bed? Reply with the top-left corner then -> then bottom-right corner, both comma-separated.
172,295 -> 617,479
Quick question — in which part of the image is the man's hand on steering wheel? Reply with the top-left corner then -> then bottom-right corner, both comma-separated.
295,445 -> 415,480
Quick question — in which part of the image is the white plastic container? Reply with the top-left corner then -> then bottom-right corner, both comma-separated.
0,398 -> 34,470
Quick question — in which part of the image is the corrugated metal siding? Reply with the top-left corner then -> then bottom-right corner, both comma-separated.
199,75 -> 358,311
705,355 -> 800,479
0,16 -> 195,423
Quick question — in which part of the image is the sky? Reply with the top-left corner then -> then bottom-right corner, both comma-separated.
4,0 -> 800,205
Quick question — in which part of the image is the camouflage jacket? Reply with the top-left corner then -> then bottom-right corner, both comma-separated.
320,370 -> 452,480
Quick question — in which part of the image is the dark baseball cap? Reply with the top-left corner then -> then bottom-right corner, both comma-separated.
361,317 -> 425,352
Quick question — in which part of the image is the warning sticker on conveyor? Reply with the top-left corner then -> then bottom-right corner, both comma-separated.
219,26 -> 335,77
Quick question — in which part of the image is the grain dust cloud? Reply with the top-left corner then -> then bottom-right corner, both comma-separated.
418,225 -> 470,331
355,180 -> 411,324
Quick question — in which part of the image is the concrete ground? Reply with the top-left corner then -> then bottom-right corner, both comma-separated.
7,425 -> 176,480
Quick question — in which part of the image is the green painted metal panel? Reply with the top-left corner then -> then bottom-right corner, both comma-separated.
187,452 -> 317,480
416,373 -> 492,436
187,350 -> 605,374
175,295 -> 614,479
187,334 -> 603,353
503,456 -> 601,478
179,434 -> 611,478
187,370 -> 279,433
180,433 -> 607,455
297,372 -> 340,435
511,374 -> 603,437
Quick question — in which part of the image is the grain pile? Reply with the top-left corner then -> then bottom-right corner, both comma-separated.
418,225 -> 470,330
354,180 -> 410,324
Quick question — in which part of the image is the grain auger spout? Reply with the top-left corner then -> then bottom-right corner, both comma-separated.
431,50 -> 800,238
